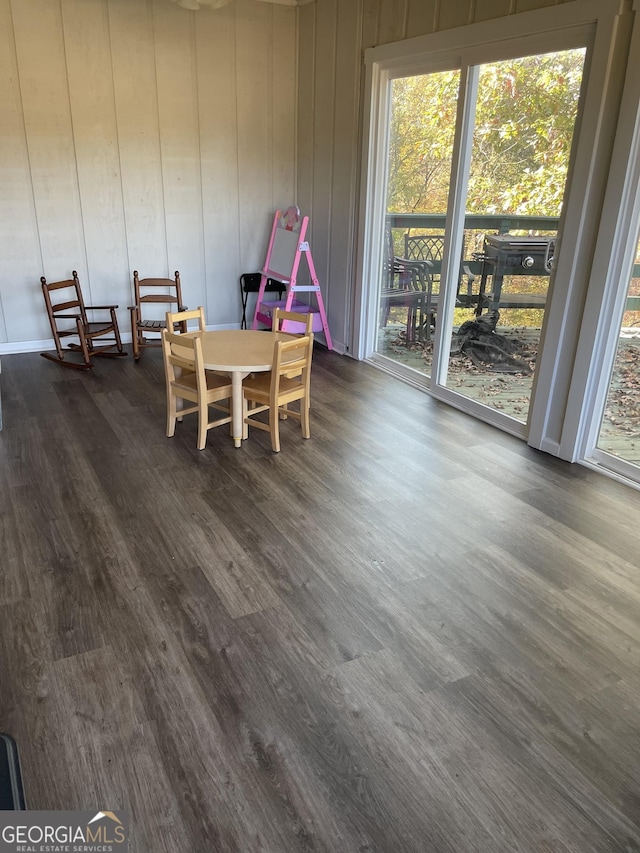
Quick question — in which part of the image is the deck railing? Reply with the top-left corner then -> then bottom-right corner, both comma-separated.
386,212 -> 560,234
385,212 -> 640,310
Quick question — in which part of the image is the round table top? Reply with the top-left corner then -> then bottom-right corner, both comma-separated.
197,329 -> 296,372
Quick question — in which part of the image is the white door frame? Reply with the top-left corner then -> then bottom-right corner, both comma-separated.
354,0 -> 630,455
564,0 -> 640,483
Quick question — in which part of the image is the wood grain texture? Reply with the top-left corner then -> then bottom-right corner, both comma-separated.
1,349 -> 640,852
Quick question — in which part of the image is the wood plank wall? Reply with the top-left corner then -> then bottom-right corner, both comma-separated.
0,0 -> 296,347
296,0 -> 573,354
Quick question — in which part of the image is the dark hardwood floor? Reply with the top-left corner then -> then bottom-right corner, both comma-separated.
1,347 -> 640,852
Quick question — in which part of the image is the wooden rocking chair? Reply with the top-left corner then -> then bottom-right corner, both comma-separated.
129,270 -> 187,361
40,272 -> 126,370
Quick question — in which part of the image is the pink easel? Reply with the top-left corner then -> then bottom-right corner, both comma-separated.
252,206 -> 333,350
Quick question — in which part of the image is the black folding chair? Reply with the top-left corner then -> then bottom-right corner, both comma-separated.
239,273 -> 286,329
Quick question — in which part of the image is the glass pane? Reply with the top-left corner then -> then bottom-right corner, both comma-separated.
441,49 -> 585,422
376,70 -> 460,373
597,233 -> 640,464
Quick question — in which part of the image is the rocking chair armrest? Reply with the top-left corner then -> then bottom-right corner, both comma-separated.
85,304 -> 119,310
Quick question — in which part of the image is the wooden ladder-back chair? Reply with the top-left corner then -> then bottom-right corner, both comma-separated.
165,306 -> 206,334
40,271 -> 126,370
161,328 -> 232,451
271,308 -> 313,378
271,308 -> 313,335
165,307 -> 211,384
242,334 -> 314,453
129,270 -> 186,361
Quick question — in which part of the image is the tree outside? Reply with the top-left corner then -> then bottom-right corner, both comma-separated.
387,50 -> 585,221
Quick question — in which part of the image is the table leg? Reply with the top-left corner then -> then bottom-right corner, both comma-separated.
231,371 -> 246,447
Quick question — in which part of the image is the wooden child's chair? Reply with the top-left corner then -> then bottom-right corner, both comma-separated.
161,328 -> 232,451
242,334 -> 314,452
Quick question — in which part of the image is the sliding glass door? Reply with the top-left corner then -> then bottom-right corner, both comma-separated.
595,232 -> 640,466
372,46 -> 585,429
438,50 -> 584,424
376,71 -> 459,374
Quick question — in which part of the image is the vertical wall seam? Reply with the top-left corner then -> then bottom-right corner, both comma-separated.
9,0 -> 42,275
345,0 -> 367,352
325,0 -> 338,312
105,0 -> 132,291
269,4 -> 274,214
312,0 -> 317,239
59,0 -> 92,299
192,11 -> 207,315
234,2 -> 242,278
151,0 -> 170,275
7,0 -> 41,342
294,4 -> 299,203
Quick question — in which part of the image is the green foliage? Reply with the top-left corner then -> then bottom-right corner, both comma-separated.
387,49 -> 585,218
387,70 -> 459,214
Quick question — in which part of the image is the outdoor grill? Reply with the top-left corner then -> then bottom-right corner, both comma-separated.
482,233 -> 556,276
476,233 -> 556,313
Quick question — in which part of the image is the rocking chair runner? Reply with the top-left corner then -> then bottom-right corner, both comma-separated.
40,272 -> 126,370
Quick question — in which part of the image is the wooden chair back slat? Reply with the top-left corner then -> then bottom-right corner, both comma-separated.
165,307 -> 206,333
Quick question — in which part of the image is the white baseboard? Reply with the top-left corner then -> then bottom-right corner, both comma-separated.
0,324 -> 242,356
0,339 -> 53,355
0,325 -> 346,356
